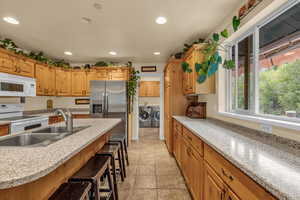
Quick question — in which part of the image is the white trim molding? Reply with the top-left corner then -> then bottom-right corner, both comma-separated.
219,112 -> 300,131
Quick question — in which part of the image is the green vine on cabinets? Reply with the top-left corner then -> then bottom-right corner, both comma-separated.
182,16 -> 240,84
127,68 -> 140,112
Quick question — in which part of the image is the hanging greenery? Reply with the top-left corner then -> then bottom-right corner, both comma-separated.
127,68 -> 140,112
182,16 -> 241,84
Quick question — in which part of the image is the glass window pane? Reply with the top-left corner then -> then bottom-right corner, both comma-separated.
231,45 -> 236,110
259,3 -> 300,119
237,35 -> 253,110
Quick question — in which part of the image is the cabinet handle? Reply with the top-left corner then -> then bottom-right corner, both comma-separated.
221,168 -> 234,181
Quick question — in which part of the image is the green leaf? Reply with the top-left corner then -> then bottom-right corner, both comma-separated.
213,33 -> 220,42
195,63 -> 202,73
220,29 -> 229,38
181,62 -> 189,72
232,16 -> 241,32
197,74 -> 207,84
223,60 -> 235,69
208,63 -> 219,77
217,55 -> 222,64
187,68 -> 193,73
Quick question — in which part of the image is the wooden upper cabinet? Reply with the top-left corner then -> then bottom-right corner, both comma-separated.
35,64 -> 47,96
47,67 -> 56,96
86,69 -> 108,96
182,44 -> 216,95
204,163 -> 226,200
55,68 -> 71,96
0,50 -> 16,74
109,68 -> 128,80
13,58 -> 35,78
139,81 -> 160,97
72,70 -> 87,96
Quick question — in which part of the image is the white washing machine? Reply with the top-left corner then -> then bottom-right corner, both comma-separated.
139,106 -> 153,128
152,106 -> 160,128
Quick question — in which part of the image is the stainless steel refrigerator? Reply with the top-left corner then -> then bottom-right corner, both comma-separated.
90,80 -> 128,141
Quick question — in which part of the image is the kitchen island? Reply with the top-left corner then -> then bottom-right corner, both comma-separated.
0,118 -> 121,200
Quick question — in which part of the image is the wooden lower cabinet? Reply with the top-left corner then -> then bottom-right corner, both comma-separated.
0,124 -> 9,137
204,163 -> 226,200
173,119 -> 277,200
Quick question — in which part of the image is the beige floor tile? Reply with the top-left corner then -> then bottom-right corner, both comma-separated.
119,176 -> 136,190
157,189 -> 191,200
129,189 -> 158,200
119,189 -> 132,200
156,164 -> 181,176
135,175 -> 157,189
127,165 -> 138,177
137,165 -> 156,176
157,175 -> 187,189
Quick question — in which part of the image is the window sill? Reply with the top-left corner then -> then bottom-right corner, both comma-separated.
218,112 -> 300,131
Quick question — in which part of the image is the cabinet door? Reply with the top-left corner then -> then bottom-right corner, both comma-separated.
72,71 -> 87,96
47,67 -> 56,95
187,146 -> 204,200
183,54 -> 195,95
225,189 -> 241,200
15,59 -> 35,77
109,69 -> 128,80
164,116 -> 172,152
0,124 -> 9,137
0,52 -> 15,74
35,64 -> 47,96
181,139 -> 190,180
204,163 -> 226,200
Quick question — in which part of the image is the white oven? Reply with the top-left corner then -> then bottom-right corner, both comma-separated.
0,73 -> 36,97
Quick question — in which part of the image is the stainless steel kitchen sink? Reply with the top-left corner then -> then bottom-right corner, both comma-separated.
0,126 -> 91,147
32,126 -> 90,134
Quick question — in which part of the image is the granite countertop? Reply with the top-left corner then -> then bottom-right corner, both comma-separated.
173,116 -> 300,200
0,118 -> 121,189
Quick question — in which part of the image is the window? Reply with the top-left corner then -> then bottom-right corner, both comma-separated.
227,1 -> 300,123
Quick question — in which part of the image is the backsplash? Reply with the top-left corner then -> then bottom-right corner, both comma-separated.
0,96 -> 89,111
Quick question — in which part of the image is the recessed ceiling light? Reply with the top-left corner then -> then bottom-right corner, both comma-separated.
153,52 -> 161,55
3,17 -> 19,25
64,51 -> 73,56
155,16 -> 167,24
109,51 -> 117,56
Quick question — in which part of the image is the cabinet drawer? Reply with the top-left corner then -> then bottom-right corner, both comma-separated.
173,120 -> 182,134
183,127 -> 204,156
0,124 -> 9,137
204,144 -> 276,200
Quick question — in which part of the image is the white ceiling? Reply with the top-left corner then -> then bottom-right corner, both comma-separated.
0,0 -> 241,63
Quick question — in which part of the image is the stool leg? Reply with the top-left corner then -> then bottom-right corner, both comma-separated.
119,142 -> 127,178
106,166 -> 116,200
93,179 -> 100,200
117,149 -> 124,182
123,139 -> 129,166
110,155 -> 119,200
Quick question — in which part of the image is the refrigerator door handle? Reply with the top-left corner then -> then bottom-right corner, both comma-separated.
106,94 -> 109,114
103,93 -> 107,115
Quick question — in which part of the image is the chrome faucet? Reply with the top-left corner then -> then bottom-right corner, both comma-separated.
54,109 -> 73,133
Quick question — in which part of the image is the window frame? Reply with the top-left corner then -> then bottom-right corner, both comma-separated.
225,0 -> 300,127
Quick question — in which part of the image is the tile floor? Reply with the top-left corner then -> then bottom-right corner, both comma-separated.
118,128 -> 192,200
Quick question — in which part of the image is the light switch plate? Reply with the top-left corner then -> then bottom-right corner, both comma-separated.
260,124 -> 273,134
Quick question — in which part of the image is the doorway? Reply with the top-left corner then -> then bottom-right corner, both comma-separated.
134,73 -> 164,141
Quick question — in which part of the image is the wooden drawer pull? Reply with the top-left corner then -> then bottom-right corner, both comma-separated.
187,135 -> 193,141
221,168 -> 234,181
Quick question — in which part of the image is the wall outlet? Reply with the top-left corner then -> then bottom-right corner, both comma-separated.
260,124 -> 273,134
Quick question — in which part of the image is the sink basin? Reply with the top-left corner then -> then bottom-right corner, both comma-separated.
0,126 -> 91,147
32,126 -> 91,134
0,133 -> 60,147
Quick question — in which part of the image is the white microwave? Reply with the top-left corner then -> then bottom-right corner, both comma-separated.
0,73 -> 36,97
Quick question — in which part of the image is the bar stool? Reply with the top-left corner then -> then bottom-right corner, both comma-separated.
49,182 -> 91,200
69,156 -> 115,200
96,143 -> 125,200
109,134 -> 129,171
